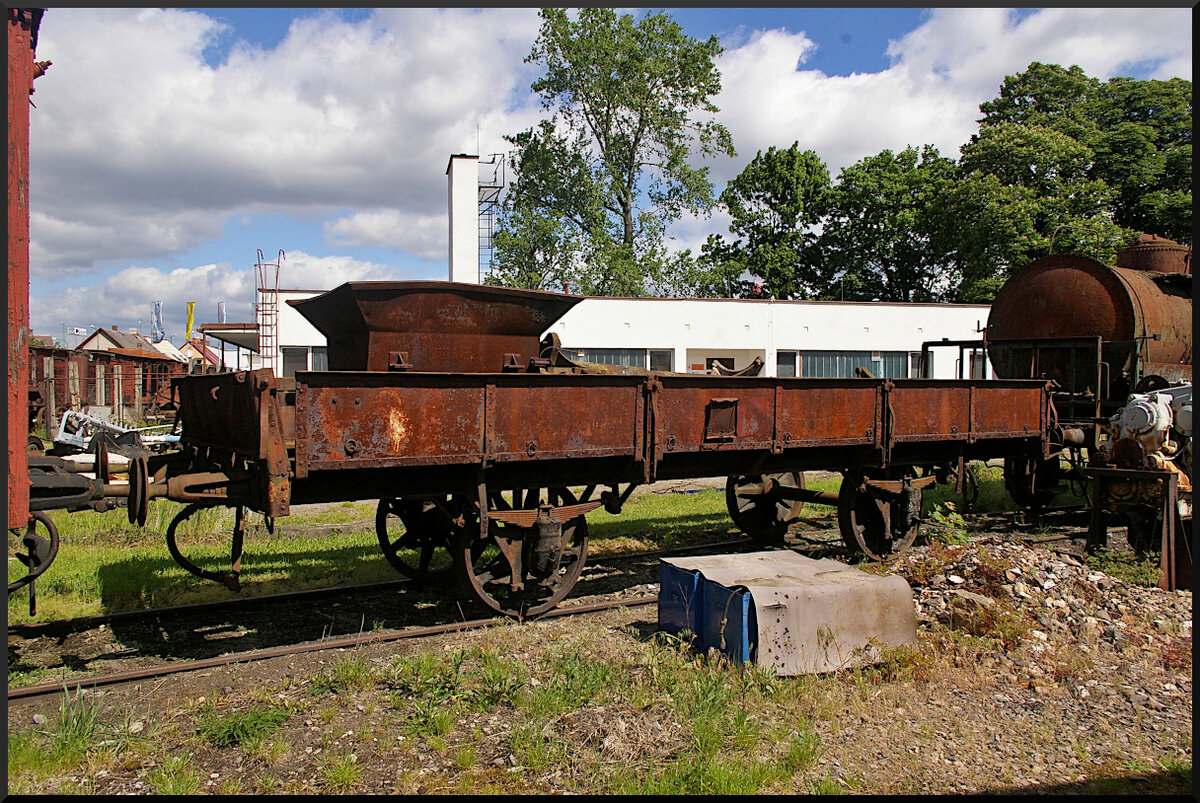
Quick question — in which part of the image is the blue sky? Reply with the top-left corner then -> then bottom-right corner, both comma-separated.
24,8 -> 1192,343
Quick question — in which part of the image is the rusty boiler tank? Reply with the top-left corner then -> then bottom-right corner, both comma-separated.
986,234 -> 1192,412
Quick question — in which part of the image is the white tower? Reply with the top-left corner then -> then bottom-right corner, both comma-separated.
447,153 -> 480,284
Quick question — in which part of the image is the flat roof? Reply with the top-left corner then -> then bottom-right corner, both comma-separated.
198,323 -> 259,352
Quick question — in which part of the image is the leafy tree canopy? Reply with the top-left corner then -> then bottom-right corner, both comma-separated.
818,146 -> 959,303
697,143 -> 830,299
490,7 -> 735,296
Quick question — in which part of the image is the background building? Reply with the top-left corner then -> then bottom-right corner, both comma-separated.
205,154 -> 994,379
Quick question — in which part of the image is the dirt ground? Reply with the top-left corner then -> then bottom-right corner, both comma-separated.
6,511 -> 1192,795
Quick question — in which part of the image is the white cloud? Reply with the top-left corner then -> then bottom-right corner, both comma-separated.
28,251 -> 399,338
24,6 -> 1192,289
323,209 -> 446,261
672,7 -> 1191,249
29,8 -> 543,273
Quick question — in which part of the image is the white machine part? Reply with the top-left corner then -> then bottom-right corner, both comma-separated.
1107,384 -> 1191,470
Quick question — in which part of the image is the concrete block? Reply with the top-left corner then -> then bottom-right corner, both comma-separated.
658,551 -> 916,675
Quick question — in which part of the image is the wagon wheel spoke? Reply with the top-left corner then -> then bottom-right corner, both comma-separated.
454,486 -> 590,620
838,471 -> 920,562
375,496 -> 459,583
725,471 -> 805,544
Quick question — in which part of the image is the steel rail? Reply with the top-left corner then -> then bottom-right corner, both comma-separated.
8,535 -> 760,639
8,594 -> 659,701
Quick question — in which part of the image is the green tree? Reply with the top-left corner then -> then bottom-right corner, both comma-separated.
1090,76 -> 1192,241
974,62 -> 1191,245
816,146 -> 959,302
947,121 -> 1126,296
698,143 -> 830,299
490,8 -> 735,296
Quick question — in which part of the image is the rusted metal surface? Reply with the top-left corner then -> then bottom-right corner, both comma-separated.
1084,466 -> 1190,592
293,372 -> 644,473
1116,233 -> 1192,275
987,250 -> 1192,404
172,357 -> 1049,519
8,8 -> 44,528
888,380 -> 1045,444
288,281 -> 582,372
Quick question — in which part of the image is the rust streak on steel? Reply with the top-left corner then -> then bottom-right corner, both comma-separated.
8,8 -> 46,529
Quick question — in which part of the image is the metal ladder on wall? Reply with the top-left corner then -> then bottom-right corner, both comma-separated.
255,249 -> 284,375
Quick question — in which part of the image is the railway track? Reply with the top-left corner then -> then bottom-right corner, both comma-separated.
7,505 -> 1100,703
6,534 -> 774,701
8,594 -> 661,701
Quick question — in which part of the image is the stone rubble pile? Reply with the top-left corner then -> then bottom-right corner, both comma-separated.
898,535 -> 1192,652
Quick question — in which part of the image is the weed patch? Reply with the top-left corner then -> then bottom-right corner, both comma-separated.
196,703 -> 291,748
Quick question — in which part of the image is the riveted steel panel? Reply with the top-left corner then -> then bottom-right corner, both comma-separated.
775,380 -> 882,448
297,374 -> 485,472
487,381 -> 642,462
656,378 -> 777,453
888,381 -> 972,443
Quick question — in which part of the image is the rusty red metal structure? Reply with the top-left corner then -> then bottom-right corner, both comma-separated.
136,280 -> 1057,617
987,237 -> 1192,424
8,8 -> 45,530
27,344 -> 200,434
984,236 -> 1192,589
5,4 -> 1187,613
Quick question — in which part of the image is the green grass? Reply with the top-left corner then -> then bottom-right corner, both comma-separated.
1082,547 -> 1163,586
7,509 -> 401,624
6,461 -> 1098,626
196,703 -> 292,748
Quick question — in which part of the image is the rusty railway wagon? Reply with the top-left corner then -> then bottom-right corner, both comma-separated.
118,280 -> 1055,619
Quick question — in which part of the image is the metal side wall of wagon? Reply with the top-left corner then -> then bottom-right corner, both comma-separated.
290,371 -> 647,503
651,376 -> 886,479
885,379 -> 1049,465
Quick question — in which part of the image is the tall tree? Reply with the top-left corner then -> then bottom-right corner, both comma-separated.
974,62 -> 1191,244
952,121 -> 1124,275
698,143 -> 830,299
490,8 -> 735,296
817,146 -> 959,302
940,62 -> 1191,299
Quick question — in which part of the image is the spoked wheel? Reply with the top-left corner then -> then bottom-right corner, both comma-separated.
8,512 -> 60,596
838,469 -> 922,562
375,496 -> 461,582
725,471 -> 805,544
453,486 -> 590,620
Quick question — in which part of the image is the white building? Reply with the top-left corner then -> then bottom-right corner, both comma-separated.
209,153 -> 994,380
261,286 -> 990,380
550,296 -> 991,380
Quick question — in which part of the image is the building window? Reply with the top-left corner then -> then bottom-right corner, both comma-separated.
574,347 -> 646,369
776,350 -> 798,378
706,356 -> 735,373
969,349 -> 987,379
281,346 -> 309,378
800,350 -> 909,379
910,351 -> 932,378
649,349 -> 673,372
312,346 -> 328,371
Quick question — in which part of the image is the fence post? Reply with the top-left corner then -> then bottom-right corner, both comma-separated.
113,366 -> 124,427
133,365 -> 143,423
67,359 -> 80,409
41,357 -> 55,438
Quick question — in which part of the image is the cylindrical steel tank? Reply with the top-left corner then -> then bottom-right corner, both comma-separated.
986,239 -> 1192,401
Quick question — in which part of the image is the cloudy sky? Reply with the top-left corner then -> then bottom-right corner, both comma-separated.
25,7 -> 1192,343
